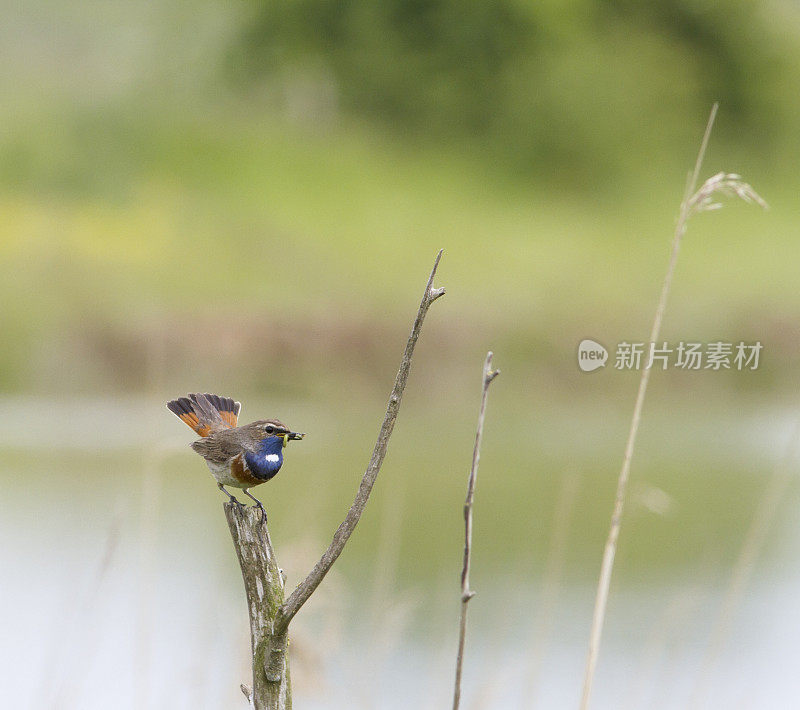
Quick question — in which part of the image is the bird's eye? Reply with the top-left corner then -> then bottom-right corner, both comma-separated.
265,425 -> 275,434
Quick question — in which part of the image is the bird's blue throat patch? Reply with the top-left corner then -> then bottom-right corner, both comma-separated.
244,436 -> 284,481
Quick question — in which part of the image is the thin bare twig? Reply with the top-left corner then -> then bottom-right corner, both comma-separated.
452,351 -> 500,710
274,250 -> 446,639
579,103 -> 766,710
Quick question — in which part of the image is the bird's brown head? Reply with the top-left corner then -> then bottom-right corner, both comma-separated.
240,419 -> 306,448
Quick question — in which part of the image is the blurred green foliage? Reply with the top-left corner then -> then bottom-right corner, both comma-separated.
231,0 -> 800,181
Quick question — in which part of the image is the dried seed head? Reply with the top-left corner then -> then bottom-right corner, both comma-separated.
687,171 -> 768,217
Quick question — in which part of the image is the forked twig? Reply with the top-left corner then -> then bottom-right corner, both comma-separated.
452,352 -> 500,710
224,251 -> 445,709
579,104 -> 766,710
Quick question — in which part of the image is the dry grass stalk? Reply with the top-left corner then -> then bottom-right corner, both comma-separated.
525,470 -> 580,705
578,103 -> 766,710
687,419 -> 800,709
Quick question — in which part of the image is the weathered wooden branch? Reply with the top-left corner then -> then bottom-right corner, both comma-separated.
224,251 -> 445,708
452,352 -> 500,710
224,503 -> 291,710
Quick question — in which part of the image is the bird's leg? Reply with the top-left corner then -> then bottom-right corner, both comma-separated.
242,488 -> 268,524
218,483 -> 244,512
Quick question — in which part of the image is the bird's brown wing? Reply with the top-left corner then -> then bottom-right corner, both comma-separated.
190,428 -> 243,466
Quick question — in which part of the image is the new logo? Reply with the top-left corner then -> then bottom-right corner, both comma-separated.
577,339 -> 608,372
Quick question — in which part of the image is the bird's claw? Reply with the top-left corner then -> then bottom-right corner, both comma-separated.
230,499 -> 245,513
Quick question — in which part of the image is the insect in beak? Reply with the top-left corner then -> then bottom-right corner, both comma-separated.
283,432 -> 305,448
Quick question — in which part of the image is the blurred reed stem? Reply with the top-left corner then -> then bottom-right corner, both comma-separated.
579,104 -> 719,710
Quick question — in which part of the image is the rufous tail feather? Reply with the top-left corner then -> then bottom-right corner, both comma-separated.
166,393 -> 241,436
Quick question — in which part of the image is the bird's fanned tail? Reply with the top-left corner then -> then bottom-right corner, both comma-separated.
166,393 -> 241,436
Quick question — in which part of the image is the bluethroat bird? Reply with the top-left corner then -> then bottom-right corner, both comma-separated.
167,393 -> 305,521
